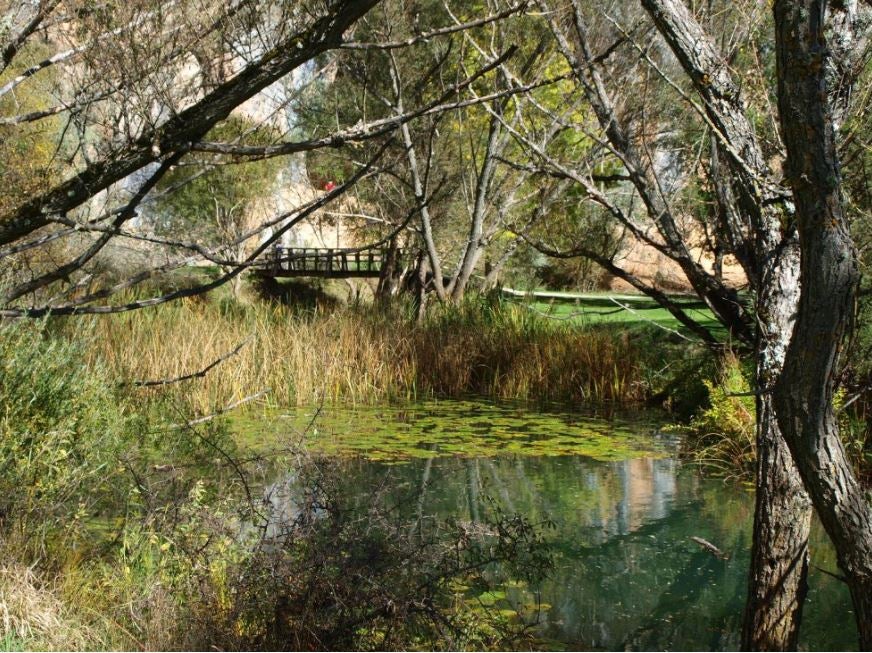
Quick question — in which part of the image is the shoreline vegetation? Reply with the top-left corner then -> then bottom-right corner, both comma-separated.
4,0 -> 871,647
76,292 -> 652,412
1,287 -> 866,650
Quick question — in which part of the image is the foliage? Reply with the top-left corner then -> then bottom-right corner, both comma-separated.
685,354 -> 756,479
0,315 -> 556,651
524,180 -> 624,292
166,456 -> 552,651
833,388 -> 872,484
153,116 -> 284,242
0,451 -> 552,651
0,320 -> 141,543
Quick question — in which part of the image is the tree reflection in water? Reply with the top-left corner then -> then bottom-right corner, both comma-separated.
251,403 -> 855,650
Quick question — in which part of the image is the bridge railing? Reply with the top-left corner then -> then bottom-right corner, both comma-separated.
264,246 -> 390,277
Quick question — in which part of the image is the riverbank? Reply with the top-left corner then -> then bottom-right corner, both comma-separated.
0,315 -> 555,650
0,295 -> 674,650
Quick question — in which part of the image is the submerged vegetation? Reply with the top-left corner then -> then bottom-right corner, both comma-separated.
240,401 -> 668,462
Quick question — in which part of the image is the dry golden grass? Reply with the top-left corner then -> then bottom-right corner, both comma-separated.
0,562 -> 100,651
0,539 -> 186,652
72,297 -> 643,414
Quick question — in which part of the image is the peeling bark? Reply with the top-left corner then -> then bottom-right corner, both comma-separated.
743,239 -> 811,651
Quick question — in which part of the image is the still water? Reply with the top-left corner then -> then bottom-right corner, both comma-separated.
239,400 -> 855,651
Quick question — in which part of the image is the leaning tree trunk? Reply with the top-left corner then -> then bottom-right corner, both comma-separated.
743,249 -> 812,651
773,0 -> 872,647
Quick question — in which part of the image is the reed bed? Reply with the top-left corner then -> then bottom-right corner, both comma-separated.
72,296 -> 644,414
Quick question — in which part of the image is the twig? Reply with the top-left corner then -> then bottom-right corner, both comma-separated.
812,563 -> 847,583
837,383 -> 872,413
167,388 -> 271,429
607,296 -> 696,342
128,336 -> 254,387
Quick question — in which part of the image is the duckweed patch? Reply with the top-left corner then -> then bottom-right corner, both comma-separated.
232,400 -> 673,463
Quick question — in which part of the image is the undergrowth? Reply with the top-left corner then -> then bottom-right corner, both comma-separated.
684,354 -> 757,479
677,352 -> 872,482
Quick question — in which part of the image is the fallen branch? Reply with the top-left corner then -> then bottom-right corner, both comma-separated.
607,296 -> 697,343
167,388 -> 271,430
690,536 -> 729,560
128,336 -> 254,387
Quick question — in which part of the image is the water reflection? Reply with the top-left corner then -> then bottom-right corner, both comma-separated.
250,404 -> 855,651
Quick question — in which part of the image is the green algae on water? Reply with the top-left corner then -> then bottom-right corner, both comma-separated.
231,400 -> 671,463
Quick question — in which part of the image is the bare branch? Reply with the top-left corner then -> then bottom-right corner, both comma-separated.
0,0 -> 381,248
1,0 -> 61,75
130,336 -> 253,387
341,3 -> 530,50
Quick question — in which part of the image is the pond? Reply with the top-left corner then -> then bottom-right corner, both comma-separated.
235,400 -> 855,651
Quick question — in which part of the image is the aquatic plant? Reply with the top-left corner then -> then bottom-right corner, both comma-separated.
236,400 -> 665,463
69,293 -> 645,414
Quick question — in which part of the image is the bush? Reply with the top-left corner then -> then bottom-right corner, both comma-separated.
0,320 -> 142,545
164,455 -> 553,651
684,354 -> 756,478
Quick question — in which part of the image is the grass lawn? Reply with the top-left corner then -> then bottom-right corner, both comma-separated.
502,289 -> 729,340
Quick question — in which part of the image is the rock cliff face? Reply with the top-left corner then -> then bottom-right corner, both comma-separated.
102,53 -> 348,267
199,60 -> 346,253
233,60 -> 352,252
604,235 -> 747,293
597,156 -> 747,292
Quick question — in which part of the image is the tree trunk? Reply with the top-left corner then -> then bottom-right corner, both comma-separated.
376,239 -> 401,302
413,253 -> 430,325
633,4 -> 816,646
449,111 -> 502,302
742,245 -> 812,651
743,401 -> 811,650
772,1 -> 872,647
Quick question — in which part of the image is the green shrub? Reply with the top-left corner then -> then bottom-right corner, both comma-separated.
0,320 -> 140,544
685,354 -> 756,478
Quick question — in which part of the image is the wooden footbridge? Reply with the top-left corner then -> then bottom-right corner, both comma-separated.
255,246 -> 391,279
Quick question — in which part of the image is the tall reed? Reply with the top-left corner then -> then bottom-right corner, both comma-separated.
70,295 -> 644,413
